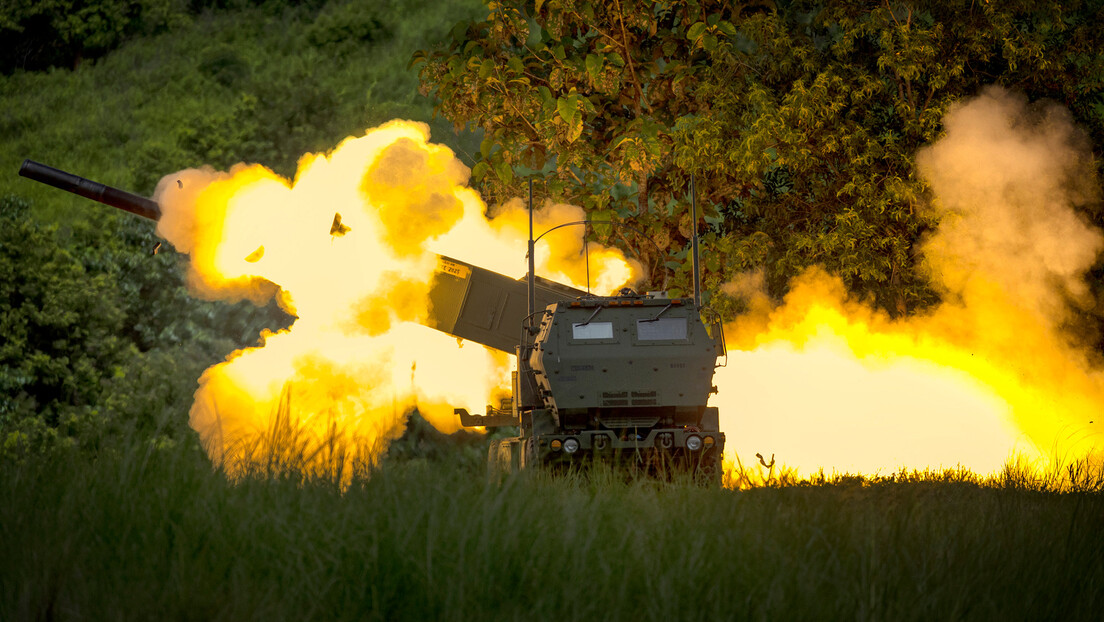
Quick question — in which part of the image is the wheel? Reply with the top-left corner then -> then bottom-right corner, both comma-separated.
694,451 -> 722,486
487,439 -> 506,482
522,436 -> 538,470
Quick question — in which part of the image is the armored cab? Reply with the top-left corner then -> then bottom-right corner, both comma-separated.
505,291 -> 725,480
19,159 -> 728,483
530,295 -> 719,415
460,287 -> 727,482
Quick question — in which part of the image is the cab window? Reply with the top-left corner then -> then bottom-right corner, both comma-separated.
636,317 -> 687,341
572,321 -> 614,340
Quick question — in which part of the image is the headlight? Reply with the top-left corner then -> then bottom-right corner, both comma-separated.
685,435 -> 702,451
563,437 -> 580,454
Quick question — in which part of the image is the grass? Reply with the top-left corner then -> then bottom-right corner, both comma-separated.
2,436 -> 1102,621
1,0 -> 483,220
1,4 -> 1102,617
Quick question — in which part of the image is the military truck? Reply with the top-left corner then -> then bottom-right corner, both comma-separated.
18,160 -> 727,482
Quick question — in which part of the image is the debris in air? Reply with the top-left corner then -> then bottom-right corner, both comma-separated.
152,241 -> 161,255
330,212 -> 351,237
244,245 -> 265,263
176,179 -> 183,189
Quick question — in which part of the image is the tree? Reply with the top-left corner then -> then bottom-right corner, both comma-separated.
0,194 -> 292,450
416,0 -> 1104,315
0,195 -> 128,424
0,0 -> 188,72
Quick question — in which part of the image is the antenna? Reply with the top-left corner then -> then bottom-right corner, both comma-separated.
584,224 -> 591,295
691,174 -> 701,308
527,178 -> 536,321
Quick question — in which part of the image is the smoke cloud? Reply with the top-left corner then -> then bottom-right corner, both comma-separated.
152,120 -> 638,479
713,87 -> 1104,477
917,86 -> 1103,323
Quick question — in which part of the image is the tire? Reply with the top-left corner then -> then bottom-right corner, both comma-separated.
522,436 -> 538,470
487,439 -> 506,482
695,451 -> 722,487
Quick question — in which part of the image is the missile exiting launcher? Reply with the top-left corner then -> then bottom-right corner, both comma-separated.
18,160 -> 161,220
18,159 -> 726,483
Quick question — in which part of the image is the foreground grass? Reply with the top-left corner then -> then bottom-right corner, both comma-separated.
2,442 -> 1102,621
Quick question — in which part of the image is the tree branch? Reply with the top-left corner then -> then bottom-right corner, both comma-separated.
613,0 -> 651,115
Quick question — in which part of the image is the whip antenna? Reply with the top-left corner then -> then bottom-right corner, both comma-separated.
691,174 -> 701,308
528,178 -> 536,320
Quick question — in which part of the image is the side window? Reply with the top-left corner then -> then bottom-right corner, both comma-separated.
636,317 -> 687,341
572,321 -> 614,340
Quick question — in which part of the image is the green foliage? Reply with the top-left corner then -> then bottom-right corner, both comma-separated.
2,444 -> 1103,620
0,194 -> 291,453
0,0 -> 192,72
304,1 -> 389,52
0,195 -> 128,424
380,410 -> 488,470
1,0 -> 484,209
417,0 -> 1104,315
0,0 -> 484,456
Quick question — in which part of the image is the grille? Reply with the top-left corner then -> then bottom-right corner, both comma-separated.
599,416 -> 660,429
601,391 -> 628,407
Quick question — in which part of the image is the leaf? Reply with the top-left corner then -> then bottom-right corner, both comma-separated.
705,253 -> 720,272
478,58 -> 495,79
537,85 -> 553,105
471,161 -> 490,180
567,113 -> 583,143
556,94 -> 578,124
687,22 -> 707,42
591,209 -> 614,236
494,159 -> 514,183
585,53 -> 603,80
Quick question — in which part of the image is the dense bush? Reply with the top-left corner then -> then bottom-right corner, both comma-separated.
0,193 -> 291,455
0,0 -> 191,73
1,0 -> 483,218
0,195 -> 128,425
0,0 -> 483,459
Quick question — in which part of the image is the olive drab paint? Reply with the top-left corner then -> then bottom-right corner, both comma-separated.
19,160 -> 727,483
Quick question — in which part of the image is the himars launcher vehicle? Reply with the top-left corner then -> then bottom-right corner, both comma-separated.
19,160 -> 727,483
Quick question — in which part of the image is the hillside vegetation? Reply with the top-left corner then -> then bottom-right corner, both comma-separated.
2,2 -> 1103,618
1,0 -> 481,448
2,0 -> 483,216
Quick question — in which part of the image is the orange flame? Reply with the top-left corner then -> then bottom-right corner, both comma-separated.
153,120 -> 639,477
153,88 -> 1102,482
713,88 -> 1103,479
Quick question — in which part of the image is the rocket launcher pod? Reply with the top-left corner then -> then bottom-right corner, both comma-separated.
15,160 -> 581,354
18,159 -> 726,483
